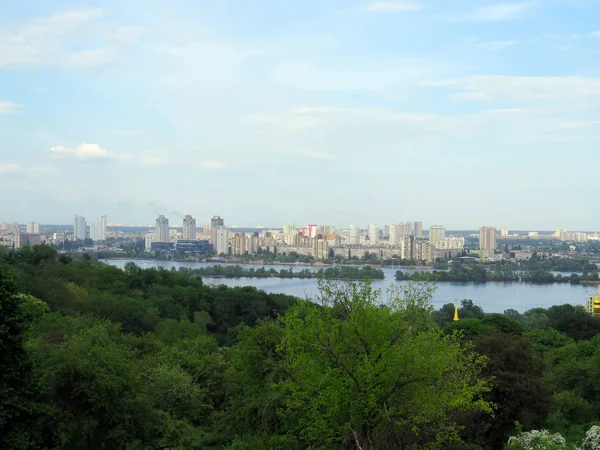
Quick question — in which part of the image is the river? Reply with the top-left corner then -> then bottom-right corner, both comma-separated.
101,259 -> 595,313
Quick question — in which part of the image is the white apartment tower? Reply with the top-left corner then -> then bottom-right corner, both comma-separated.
74,216 -> 87,240
480,226 -> 497,259
27,222 -> 40,233
99,215 -> 107,240
215,226 -> 229,255
414,221 -> 423,238
368,224 -> 379,245
156,215 -> 170,242
429,225 -> 446,245
349,224 -> 359,245
183,215 -> 197,240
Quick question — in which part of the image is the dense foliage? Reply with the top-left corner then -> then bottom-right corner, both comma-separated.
179,264 -> 385,280
397,264 -> 600,284
3,244 -> 600,449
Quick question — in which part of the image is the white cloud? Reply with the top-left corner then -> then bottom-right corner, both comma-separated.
0,101 -> 23,114
362,2 -> 423,12
477,40 -> 520,50
50,143 -> 110,160
592,31 -> 600,37
558,121 -> 600,130
423,75 -> 600,102
200,161 -> 228,170
0,7 -> 136,69
462,3 -> 534,21
294,150 -> 334,160
0,163 -> 20,174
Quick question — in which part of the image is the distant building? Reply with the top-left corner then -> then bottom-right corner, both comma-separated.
501,227 -> 509,237
175,239 -> 212,254
215,226 -> 229,255
183,215 -> 196,240
368,224 -> 379,244
586,295 -> 600,316
155,215 -> 169,242
15,233 -> 41,249
151,242 -> 175,252
414,221 -> 423,238
349,224 -> 359,245
99,215 -> 107,241
382,225 -> 390,239
145,232 -> 155,251
429,225 -> 446,246
304,224 -> 318,239
74,216 -> 87,240
210,216 -> 224,245
27,222 -> 40,234
398,222 -> 413,236
389,224 -> 400,245
231,232 -> 247,256
283,224 -> 295,235
480,226 -> 497,259
90,216 -> 107,242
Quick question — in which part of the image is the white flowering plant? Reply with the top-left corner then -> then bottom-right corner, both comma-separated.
506,425 -> 574,450
579,425 -> 600,450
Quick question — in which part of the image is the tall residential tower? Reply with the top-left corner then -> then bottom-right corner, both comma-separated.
183,215 -> 197,240
156,215 -> 169,242
479,226 -> 497,259
74,216 -> 87,240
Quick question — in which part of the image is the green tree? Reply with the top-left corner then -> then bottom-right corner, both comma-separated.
462,332 -> 551,449
0,268 -> 47,449
277,281 -> 491,449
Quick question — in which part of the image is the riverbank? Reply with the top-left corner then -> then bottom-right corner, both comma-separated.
101,256 -> 431,270
397,269 -> 600,285
177,265 -> 385,281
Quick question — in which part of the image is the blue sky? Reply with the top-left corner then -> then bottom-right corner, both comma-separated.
1,0 -> 600,229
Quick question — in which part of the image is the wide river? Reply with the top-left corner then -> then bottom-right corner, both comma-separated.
102,259 -> 595,313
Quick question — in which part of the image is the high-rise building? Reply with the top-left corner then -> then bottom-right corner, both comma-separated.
26,222 -> 40,234
156,215 -> 169,242
398,222 -> 413,236
429,225 -> 445,245
74,216 -> 87,240
215,226 -> 229,255
183,215 -> 196,240
99,215 -> 107,241
283,224 -> 296,235
382,225 -> 390,239
480,226 -> 497,259
501,227 -> 509,237
210,216 -> 224,245
389,224 -> 399,245
15,233 -> 41,249
349,224 -> 359,245
211,216 -> 224,228
145,232 -> 155,251
414,221 -> 423,238
368,224 -> 379,244
90,215 -> 108,241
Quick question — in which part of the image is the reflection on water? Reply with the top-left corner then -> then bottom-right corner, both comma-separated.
101,259 -> 591,313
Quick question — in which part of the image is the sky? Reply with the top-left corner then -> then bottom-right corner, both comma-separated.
1,0 -> 600,230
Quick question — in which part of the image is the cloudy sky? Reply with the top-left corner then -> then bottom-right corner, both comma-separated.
1,0 -> 600,229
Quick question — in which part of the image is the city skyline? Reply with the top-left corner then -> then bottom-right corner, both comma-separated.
1,2 -> 600,228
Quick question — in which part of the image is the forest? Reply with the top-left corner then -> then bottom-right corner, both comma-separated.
397,264 -> 600,284
2,245 -> 600,449
179,264 -> 385,280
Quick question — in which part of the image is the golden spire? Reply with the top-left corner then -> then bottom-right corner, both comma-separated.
453,305 -> 459,321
